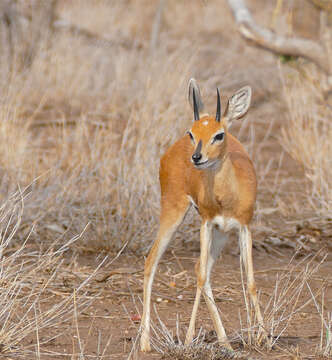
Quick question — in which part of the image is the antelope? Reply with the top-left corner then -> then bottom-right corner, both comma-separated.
140,79 -> 264,352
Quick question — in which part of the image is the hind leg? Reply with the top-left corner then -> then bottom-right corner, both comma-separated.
185,224 -> 231,349
239,225 -> 266,339
203,226 -> 232,348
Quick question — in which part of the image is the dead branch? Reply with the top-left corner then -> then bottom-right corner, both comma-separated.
226,0 -> 330,74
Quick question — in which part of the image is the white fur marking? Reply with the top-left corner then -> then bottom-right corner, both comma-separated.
188,195 -> 198,209
213,216 -> 240,232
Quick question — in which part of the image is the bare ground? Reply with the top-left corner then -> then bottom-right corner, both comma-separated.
17,233 -> 332,360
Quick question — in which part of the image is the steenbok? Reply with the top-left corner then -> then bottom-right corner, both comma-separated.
140,79 -> 265,351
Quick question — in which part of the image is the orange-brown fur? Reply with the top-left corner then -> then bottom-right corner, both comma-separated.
140,83 -> 265,353
159,115 -> 256,225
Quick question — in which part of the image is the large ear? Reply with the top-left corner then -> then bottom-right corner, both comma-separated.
188,78 -> 204,120
224,86 -> 251,127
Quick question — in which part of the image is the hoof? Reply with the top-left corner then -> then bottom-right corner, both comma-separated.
140,343 -> 151,352
140,335 -> 151,352
184,334 -> 193,346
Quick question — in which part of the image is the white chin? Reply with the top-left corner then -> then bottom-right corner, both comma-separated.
195,159 -> 218,169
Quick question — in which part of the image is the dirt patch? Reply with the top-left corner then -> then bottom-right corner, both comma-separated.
11,239 -> 329,359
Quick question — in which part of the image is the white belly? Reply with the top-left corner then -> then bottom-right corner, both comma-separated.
212,216 -> 240,232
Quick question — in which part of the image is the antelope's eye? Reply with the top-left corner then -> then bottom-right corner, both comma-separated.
213,132 -> 224,143
187,131 -> 195,143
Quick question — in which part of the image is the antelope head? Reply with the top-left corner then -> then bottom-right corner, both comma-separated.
187,78 -> 252,169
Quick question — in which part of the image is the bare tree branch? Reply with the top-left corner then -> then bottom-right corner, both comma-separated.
226,0 -> 330,74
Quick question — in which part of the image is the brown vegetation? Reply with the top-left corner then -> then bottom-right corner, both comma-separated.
0,0 -> 330,359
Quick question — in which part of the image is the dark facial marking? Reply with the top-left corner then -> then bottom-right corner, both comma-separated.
194,139 -> 202,155
187,131 -> 195,143
192,140 -> 202,163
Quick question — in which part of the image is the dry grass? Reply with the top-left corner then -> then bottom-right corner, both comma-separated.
240,250 -> 327,350
307,282 -> 332,357
160,342 -> 247,360
280,63 -> 332,219
0,189 -> 106,358
0,1 -> 195,250
0,0 -> 284,251
0,1 -> 330,358
132,250 -> 329,359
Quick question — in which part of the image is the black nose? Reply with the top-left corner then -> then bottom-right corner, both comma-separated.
192,152 -> 202,163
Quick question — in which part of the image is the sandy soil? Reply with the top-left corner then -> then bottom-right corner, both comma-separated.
29,239 -> 331,360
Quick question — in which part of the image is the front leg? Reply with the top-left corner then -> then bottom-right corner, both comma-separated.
185,220 -> 212,345
140,202 -> 189,352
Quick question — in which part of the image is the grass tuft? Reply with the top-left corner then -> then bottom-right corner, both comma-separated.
280,63 -> 332,219
0,188 -> 103,357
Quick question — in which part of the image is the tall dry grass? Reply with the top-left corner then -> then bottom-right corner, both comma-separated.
0,1 -> 196,250
0,0 -> 282,251
280,63 -> 332,219
0,2 -> 330,358
0,190 -> 104,358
